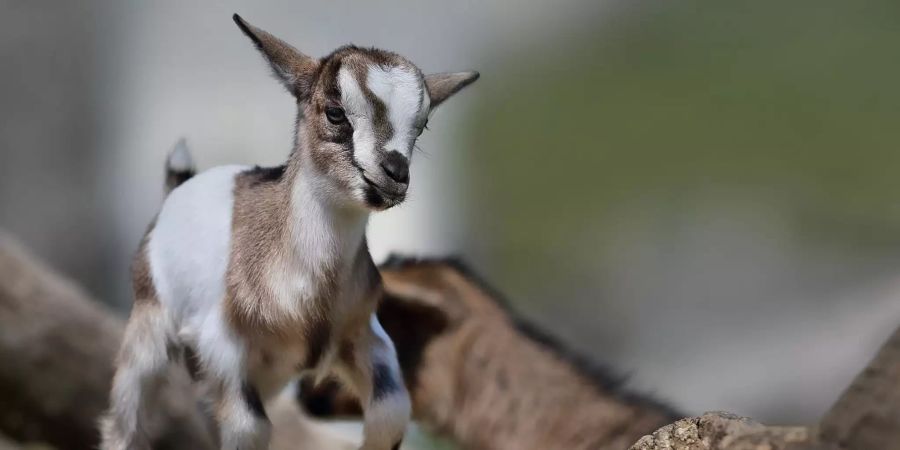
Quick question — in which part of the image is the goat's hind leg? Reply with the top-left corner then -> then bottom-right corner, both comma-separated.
100,301 -> 175,450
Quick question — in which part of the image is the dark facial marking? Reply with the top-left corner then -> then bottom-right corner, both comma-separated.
364,186 -> 385,208
391,441 -> 402,450
332,51 -> 402,152
371,362 -> 401,402
320,98 -> 353,144
361,81 -> 392,146
346,63 -> 397,154
317,58 -> 352,142
319,55 -> 343,100
241,381 -> 268,419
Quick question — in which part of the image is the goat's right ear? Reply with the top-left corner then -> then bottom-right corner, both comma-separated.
233,14 -> 318,99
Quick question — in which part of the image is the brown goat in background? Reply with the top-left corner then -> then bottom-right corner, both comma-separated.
300,257 -> 680,450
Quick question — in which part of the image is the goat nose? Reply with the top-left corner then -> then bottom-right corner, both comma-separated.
380,151 -> 409,184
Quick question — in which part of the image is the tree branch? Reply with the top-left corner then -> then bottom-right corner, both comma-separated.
631,327 -> 900,449
819,325 -> 900,449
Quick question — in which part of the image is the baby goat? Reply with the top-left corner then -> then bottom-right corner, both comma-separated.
301,258 -> 680,450
100,14 -> 478,450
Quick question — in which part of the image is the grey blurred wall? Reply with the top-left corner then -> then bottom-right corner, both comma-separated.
0,2 -> 108,295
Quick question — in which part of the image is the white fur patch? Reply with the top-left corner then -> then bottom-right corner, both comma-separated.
363,393 -> 411,449
338,67 -> 378,181
366,65 -> 427,159
148,164 -> 248,382
266,168 -> 368,319
362,314 -> 410,449
369,313 -> 403,402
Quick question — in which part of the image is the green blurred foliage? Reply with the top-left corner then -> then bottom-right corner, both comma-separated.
465,0 -> 900,290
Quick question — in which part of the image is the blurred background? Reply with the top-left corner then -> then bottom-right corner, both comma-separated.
2,0 -> 900,445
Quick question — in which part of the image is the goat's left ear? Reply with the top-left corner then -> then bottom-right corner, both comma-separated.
425,71 -> 480,111
233,14 -> 318,100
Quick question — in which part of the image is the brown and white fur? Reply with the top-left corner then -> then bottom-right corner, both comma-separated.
100,14 -> 478,450
301,257 -> 681,450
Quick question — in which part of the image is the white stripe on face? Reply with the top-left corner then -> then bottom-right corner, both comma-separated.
366,65 -> 427,159
338,67 -> 378,175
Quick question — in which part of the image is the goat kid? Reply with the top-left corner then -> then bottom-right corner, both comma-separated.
100,14 -> 478,450
300,258 -> 680,450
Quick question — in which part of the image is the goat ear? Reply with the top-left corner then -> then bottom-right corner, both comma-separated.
233,14 -> 318,99
425,71 -> 479,110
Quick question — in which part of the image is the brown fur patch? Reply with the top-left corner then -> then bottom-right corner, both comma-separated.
388,259 -> 679,449
224,167 -> 289,334
223,166 -> 383,379
223,166 -> 340,341
131,225 -> 158,304
337,340 -> 356,366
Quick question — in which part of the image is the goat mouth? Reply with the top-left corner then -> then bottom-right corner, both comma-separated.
362,174 -> 406,206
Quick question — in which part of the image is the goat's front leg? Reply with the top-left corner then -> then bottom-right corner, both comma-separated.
213,377 -> 271,450
337,314 -> 411,450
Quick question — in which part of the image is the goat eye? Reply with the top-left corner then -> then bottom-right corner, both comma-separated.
416,120 -> 429,136
325,106 -> 347,124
